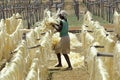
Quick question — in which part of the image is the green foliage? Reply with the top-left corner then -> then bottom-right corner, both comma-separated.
67,13 -> 110,27
67,14 -> 83,27
92,15 -> 110,25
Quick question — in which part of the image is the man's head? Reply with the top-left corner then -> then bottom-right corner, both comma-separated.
59,10 -> 67,17
58,10 -> 67,20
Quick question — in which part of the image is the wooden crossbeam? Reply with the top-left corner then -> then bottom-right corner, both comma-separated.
94,46 -> 104,48
69,30 -> 81,33
69,30 -> 94,33
106,30 -> 114,32
97,52 -> 113,57
28,44 -> 41,49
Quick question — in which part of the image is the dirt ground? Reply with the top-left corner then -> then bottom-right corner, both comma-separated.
47,25 -> 116,80
46,1 -> 116,80
47,33 -> 89,80
51,68 -> 89,80
47,53 -> 89,80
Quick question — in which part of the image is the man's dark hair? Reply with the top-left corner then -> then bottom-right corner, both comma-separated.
59,14 -> 67,22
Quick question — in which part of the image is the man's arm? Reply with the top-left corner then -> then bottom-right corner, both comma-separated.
52,21 -> 63,32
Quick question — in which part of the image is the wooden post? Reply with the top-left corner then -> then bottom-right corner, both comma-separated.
2,1 -> 5,19
97,52 -> 113,57
98,1 -> 100,16
73,0 -> 80,20
95,1 -> 97,15
101,0 -> 104,19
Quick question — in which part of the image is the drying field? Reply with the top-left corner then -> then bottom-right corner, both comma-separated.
0,1 -> 120,80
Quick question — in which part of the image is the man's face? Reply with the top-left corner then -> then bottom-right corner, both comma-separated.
58,14 -> 64,19
58,14 -> 61,17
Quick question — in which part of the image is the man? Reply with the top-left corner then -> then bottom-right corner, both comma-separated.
52,10 -> 72,70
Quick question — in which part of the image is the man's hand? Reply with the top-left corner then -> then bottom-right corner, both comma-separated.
50,22 -> 62,32
50,23 -> 55,26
